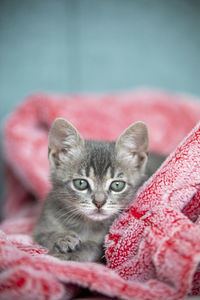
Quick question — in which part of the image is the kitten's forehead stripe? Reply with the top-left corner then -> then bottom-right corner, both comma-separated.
85,164 -> 90,177
89,167 -> 95,178
106,167 -> 112,179
78,168 -> 86,176
107,166 -> 115,178
116,172 -> 124,178
85,141 -> 115,179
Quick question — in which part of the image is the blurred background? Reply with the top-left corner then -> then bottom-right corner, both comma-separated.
0,0 -> 200,212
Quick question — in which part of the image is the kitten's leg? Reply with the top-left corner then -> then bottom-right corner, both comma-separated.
34,231 -> 81,253
77,240 -> 103,262
34,231 -> 102,262
51,231 -> 81,253
51,240 -> 103,262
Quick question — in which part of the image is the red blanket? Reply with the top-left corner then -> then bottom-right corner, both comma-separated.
1,90 -> 200,300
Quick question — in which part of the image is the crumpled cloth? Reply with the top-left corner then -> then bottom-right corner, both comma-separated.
1,90 -> 200,300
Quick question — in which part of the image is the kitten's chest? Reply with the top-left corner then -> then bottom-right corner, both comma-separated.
78,221 -> 109,245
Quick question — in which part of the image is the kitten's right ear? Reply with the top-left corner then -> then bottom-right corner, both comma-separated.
115,121 -> 149,171
48,118 -> 84,168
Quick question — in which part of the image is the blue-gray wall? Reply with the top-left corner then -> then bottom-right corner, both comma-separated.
0,0 -> 200,212
1,0 -> 200,121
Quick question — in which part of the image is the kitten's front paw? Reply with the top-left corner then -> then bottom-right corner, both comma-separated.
52,232 -> 81,254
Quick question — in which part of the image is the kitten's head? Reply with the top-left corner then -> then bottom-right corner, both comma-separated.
48,118 -> 149,222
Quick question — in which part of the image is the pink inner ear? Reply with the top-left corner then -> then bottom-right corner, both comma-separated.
48,118 -> 70,148
117,125 -> 149,155
136,152 -> 147,163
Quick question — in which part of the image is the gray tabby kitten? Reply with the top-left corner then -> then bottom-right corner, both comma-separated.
33,118 -> 164,262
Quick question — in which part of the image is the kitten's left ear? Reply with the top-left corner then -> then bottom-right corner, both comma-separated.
115,121 -> 149,170
48,118 -> 84,168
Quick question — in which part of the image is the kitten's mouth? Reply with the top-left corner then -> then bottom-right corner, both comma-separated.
87,208 -> 110,221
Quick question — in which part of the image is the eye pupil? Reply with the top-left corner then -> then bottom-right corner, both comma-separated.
73,179 -> 89,191
110,181 -> 125,192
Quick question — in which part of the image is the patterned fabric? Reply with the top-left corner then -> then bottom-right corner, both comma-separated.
1,90 -> 200,299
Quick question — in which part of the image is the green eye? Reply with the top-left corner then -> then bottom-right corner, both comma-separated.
73,179 -> 89,191
110,181 -> 126,192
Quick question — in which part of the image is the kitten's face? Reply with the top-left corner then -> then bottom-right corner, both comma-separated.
48,119 -> 149,222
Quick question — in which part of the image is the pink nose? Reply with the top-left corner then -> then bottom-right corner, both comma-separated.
93,199 -> 106,209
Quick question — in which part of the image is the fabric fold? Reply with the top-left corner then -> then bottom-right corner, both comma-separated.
1,90 -> 200,299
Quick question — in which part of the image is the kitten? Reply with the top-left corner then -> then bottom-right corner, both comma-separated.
33,118 -> 164,262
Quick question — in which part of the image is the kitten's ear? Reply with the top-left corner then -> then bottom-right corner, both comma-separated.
48,118 -> 84,168
115,122 -> 149,170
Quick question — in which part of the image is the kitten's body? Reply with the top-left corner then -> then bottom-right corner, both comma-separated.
33,120 -> 164,262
